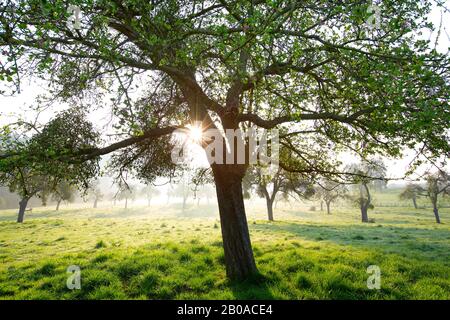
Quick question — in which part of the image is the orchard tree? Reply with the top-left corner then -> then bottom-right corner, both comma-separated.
52,181 -> 76,210
315,180 -> 347,215
1,0 -> 449,279
421,171 -> 450,224
0,131 -> 51,222
141,184 -> 160,207
117,184 -> 137,209
173,179 -> 192,213
90,185 -> 104,208
0,168 -> 52,222
244,166 -> 314,221
347,159 -> 387,223
399,183 -> 423,209
199,185 -> 216,206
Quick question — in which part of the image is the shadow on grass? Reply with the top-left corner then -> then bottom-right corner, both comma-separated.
251,221 -> 450,262
228,272 -> 275,300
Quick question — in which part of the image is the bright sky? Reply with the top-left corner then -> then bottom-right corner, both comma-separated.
0,2 -> 449,183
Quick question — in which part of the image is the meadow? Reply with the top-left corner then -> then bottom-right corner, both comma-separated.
0,193 -> 449,300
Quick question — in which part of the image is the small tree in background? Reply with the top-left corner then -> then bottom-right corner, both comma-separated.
315,180 -> 347,215
347,160 -> 387,223
192,184 -> 214,206
399,183 -> 423,209
422,172 -> 450,224
141,184 -> 160,207
0,170 -> 53,223
0,133 -> 53,221
91,187 -> 104,209
117,185 -> 137,209
173,180 -> 191,213
52,181 -> 76,211
245,166 -> 314,221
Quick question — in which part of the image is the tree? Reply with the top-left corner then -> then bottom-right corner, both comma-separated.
347,160 -> 387,223
1,0 -> 449,279
173,179 -> 191,213
315,180 -> 347,215
52,181 -> 76,211
421,171 -> 450,224
193,184 -> 215,206
117,185 -> 137,209
0,133 -> 55,222
245,166 -> 313,221
0,167 -> 53,222
90,186 -> 104,209
141,184 -> 160,207
0,110 -> 100,222
399,183 -> 423,209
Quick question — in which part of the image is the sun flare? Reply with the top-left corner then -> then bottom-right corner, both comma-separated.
187,124 -> 203,143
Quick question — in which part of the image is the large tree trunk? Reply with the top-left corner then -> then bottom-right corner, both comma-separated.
432,200 -> 441,224
212,164 -> 258,280
320,201 -> 323,211
93,198 -> 98,209
125,198 -> 128,209
17,198 -> 29,223
412,196 -> 418,209
56,199 -> 61,211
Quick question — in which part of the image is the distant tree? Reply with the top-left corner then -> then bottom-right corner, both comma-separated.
245,166 -> 314,221
347,160 -> 387,223
173,180 -> 191,213
117,185 -> 137,209
315,180 -> 347,215
0,133 -> 52,221
399,183 -> 423,209
421,172 -> 450,224
192,183 -> 215,207
0,168 -> 54,222
52,181 -> 76,211
141,184 -> 160,207
166,185 -> 175,205
91,187 -> 104,209
105,192 -> 116,207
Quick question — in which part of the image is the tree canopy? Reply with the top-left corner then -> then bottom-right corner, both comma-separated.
0,0 -> 448,173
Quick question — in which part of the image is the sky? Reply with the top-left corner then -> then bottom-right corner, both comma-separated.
0,2 -> 449,183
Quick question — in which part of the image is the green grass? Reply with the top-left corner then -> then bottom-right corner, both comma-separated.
0,198 -> 449,300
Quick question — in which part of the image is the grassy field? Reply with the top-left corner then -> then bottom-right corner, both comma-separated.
0,197 -> 449,300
